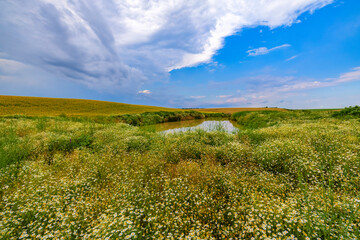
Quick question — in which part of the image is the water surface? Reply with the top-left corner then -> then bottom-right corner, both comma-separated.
142,119 -> 240,134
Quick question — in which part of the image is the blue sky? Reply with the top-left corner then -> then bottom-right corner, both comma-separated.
1,0 -> 359,108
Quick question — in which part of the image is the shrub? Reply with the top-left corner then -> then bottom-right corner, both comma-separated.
333,105 -> 360,118
47,133 -> 93,154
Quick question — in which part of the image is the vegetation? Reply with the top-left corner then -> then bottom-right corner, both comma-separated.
0,109 -> 359,239
231,110 -> 331,129
333,105 -> 360,118
192,107 -> 287,114
116,111 -> 230,126
0,95 -> 179,116
0,111 -> 230,127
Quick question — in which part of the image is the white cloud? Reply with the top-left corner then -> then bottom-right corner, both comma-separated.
189,96 -> 205,99
0,0 -> 333,92
286,55 -> 298,61
247,44 -> 291,56
216,95 -> 232,98
278,81 -> 328,92
138,90 -> 151,94
200,67 -> 360,108
276,66 -> 360,92
205,96 -> 247,106
0,58 -> 28,74
226,97 -> 247,104
333,66 -> 360,83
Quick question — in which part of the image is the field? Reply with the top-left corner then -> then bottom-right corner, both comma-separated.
1,105 -> 360,239
192,107 -> 288,114
0,95 -> 290,117
0,95 -> 179,117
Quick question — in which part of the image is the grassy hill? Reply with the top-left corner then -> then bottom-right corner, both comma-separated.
0,95 -> 180,117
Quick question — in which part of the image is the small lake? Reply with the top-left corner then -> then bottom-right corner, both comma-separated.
141,119 -> 240,134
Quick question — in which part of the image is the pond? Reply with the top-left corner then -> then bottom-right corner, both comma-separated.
141,119 -> 240,134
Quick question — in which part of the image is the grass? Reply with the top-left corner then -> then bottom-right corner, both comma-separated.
0,95 -> 180,116
0,109 -> 359,239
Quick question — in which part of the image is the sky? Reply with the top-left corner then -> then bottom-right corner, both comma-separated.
0,0 -> 360,109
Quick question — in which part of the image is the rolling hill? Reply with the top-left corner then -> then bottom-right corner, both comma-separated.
0,95 -> 180,116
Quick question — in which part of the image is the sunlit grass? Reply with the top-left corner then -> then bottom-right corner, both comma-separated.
0,95 -> 180,116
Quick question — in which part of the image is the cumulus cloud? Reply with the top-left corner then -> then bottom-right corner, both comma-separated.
0,0 -> 333,92
247,44 -> 291,56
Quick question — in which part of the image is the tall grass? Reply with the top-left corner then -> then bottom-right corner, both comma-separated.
0,111 -> 359,239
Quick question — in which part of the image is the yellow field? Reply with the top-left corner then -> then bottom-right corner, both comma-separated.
192,107 -> 288,114
0,95 -> 180,116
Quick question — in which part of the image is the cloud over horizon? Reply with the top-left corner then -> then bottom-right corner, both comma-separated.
205,67 -> 360,107
0,0 -> 333,93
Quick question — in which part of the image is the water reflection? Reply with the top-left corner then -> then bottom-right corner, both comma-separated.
142,119 -> 240,134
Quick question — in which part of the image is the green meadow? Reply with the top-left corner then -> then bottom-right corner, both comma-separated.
0,98 -> 360,239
